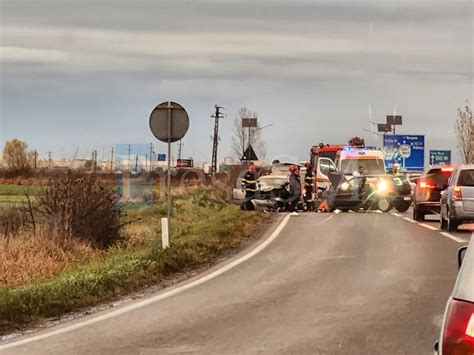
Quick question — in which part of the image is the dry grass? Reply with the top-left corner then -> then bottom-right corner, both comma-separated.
0,227 -> 100,287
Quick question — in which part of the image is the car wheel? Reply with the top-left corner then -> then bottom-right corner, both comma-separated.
378,198 -> 392,213
394,200 -> 411,213
413,205 -> 425,221
447,216 -> 458,232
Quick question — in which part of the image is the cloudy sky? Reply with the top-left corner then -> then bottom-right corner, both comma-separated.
0,0 -> 472,163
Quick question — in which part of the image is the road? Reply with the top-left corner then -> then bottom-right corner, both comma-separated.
1,210 -> 471,354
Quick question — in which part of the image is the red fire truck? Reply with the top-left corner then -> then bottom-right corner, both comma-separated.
310,143 -> 345,192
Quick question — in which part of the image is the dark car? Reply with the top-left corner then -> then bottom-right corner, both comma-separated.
413,166 -> 454,221
323,173 -> 411,213
434,238 -> 473,354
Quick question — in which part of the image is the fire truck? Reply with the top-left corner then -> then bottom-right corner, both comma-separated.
310,143 -> 345,192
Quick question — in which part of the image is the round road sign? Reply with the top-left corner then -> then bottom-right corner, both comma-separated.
149,102 -> 189,143
399,144 -> 411,158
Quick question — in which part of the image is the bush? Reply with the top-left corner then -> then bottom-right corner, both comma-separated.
0,206 -> 28,239
37,174 -> 125,248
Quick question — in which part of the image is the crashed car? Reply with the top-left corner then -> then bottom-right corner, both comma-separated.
321,172 -> 412,212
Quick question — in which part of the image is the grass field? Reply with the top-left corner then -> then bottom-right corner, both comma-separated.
0,184 -> 264,334
0,184 -> 41,196
0,184 -> 41,205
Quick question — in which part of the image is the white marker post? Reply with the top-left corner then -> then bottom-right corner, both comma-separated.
161,217 -> 170,249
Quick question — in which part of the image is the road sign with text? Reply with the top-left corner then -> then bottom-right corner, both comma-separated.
430,150 -> 451,165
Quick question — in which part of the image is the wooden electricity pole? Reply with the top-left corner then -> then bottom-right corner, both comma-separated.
211,105 -> 224,176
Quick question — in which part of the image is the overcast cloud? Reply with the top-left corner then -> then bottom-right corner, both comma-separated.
0,0 -> 472,163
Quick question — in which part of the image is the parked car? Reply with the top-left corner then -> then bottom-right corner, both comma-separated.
440,165 -> 474,231
434,238 -> 473,354
413,165 -> 454,221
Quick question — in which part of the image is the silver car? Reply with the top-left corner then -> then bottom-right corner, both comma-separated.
434,238 -> 474,354
440,165 -> 474,231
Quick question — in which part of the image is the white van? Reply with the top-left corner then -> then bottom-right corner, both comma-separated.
335,148 -> 386,176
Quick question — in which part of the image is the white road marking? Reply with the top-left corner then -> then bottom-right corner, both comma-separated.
322,214 -> 336,224
439,232 -> 466,244
391,209 -> 470,244
418,223 -> 439,231
0,214 -> 294,350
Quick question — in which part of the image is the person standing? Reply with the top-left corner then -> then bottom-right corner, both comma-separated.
303,162 -> 314,209
241,165 -> 261,210
392,163 -> 402,176
288,165 -> 303,212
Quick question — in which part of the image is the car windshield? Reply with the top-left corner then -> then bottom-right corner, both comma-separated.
458,169 -> 474,186
341,159 -> 385,175
320,151 -> 338,162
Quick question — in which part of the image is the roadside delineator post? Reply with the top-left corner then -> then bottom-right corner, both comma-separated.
161,218 -> 170,249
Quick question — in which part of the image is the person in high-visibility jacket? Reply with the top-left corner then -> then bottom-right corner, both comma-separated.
392,163 -> 402,176
241,165 -> 261,210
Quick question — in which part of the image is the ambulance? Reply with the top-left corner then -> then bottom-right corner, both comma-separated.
334,137 -> 386,177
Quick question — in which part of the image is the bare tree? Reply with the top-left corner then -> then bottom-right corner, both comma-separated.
455,101 -> 473,164
231,108 -> 267,162
2,139 -> 31,170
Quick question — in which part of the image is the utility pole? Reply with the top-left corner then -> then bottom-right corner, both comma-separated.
110,147 -> 114,171
135,154 -> 139,172
33,150 -> 38,169
177,140 -> 184,160
91,150 -> 98,172
48,151 -> 52,169
149,143 -> 154,171
211,105 -> 224,176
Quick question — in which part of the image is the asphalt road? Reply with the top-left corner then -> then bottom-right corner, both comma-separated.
1,210 -> 471,355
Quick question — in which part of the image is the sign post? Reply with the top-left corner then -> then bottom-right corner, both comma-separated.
242,117 -> 258,159
149,101 -> 189,248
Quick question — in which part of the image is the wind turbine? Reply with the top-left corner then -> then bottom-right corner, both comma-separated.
363,104 -> 384,137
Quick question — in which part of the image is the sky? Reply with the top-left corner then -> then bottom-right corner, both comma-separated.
0,0 -> 473,164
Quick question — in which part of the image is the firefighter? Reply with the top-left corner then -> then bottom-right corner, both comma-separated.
288,165 -> 303,212
392,163 -> 401,176
240,165 -> 261,210
303,162 -> 314,209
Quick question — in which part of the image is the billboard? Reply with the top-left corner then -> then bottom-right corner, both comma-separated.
429,150 -> 451,165
383,135 -> 425,171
